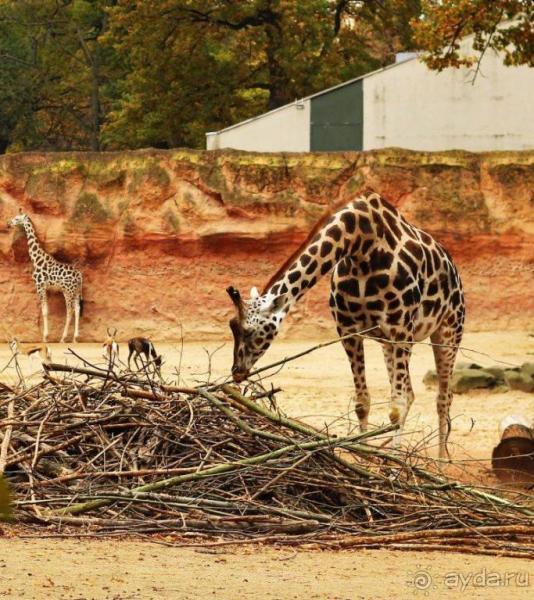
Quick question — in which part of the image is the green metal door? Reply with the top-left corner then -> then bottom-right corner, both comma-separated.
310,80 -> 363,151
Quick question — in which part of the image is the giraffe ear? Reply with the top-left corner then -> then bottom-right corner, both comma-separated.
250,286 -> 259,299
262,294 -> 286,314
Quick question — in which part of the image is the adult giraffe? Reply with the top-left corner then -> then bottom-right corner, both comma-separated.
8,211 -> 83,343
227,193 -> 465,458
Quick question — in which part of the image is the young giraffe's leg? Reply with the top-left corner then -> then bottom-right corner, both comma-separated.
339,332 -> 371,432
73,297 -> 81,343
38,289 -> 49,343
60,294 -> 74,343
431,325 -> 462,459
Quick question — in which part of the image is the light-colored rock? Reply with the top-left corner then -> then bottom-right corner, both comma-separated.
504,370 -> 534,393
484,367 -> 507,386
455,362 -> 484,370
423,370 -> 438,387
451,369 -> 498,394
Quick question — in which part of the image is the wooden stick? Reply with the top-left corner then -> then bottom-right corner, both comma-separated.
335,524 -> 534,548
0,394 -> 14,474
245,326 -> 380,379
50,429 -> 381,516
362,543 -> 533,559
6,434 -> 85,468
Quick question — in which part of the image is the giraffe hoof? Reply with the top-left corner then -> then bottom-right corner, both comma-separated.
389,407 -> 400,424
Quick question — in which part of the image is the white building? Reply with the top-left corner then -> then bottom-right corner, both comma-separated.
206,40 -> 534,153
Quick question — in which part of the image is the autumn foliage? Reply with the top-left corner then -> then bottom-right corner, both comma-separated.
0,0 -> 531,152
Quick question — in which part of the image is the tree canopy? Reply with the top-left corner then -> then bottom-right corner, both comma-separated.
0,0 -> 531,152
412,0 -> 533,71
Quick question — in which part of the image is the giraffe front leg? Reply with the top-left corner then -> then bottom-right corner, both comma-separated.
61,295 -> 73,343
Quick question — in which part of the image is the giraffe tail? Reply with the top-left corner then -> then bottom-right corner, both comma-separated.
79,298 -> 84,317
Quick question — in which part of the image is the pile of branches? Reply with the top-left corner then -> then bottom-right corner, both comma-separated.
0,356 -> 532,557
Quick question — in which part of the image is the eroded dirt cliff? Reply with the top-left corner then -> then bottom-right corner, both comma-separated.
0,148 -> 532,342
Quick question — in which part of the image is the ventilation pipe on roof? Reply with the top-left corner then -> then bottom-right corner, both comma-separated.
395,52 -> 418,64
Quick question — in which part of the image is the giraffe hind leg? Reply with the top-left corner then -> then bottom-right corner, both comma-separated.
39,291 -> 49,344
73,297 -> 81,343
431,325 -> 462,459
61,295 -> 74,343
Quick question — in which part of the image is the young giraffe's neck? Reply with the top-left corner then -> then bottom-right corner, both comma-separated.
22,219 -> 50,266
264,198 -> 377,314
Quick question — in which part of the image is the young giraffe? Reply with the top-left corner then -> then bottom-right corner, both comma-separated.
227,193 -> 465,458
7,211 -> 83,343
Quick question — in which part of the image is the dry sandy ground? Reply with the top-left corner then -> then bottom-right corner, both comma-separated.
0,330 -> 532,599
0,539 -> 531,600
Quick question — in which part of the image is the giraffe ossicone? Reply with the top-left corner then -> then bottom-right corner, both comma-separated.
7,212 -> 84,343
227,193 -> 465,459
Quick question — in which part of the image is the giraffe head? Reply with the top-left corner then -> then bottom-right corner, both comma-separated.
7,210 -> 29,229
227,286 -> 286,382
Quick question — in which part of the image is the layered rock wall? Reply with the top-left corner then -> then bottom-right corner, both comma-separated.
0,148 -> 532,342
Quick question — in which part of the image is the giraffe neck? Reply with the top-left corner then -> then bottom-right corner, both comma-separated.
22,219 -> 50,267
265,199 -> 372,313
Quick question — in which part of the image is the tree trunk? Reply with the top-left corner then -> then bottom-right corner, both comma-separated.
265,24 -> 291,110
89,44 -> 102,151
0,137 -> 10,154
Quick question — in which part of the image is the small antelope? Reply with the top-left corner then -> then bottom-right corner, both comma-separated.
127,337 -> 162,372
102,327 -> 119,364
9,338 -> 52,367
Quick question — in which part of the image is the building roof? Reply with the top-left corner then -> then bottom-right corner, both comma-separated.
206,53 -> 419,136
